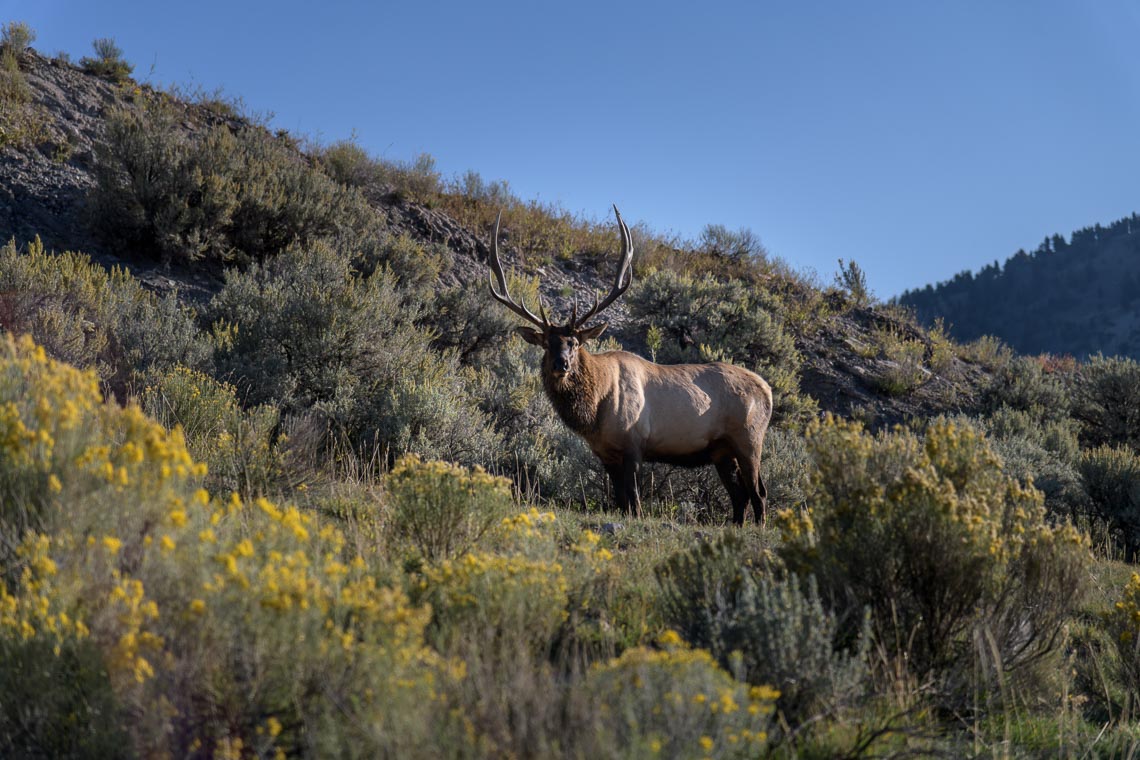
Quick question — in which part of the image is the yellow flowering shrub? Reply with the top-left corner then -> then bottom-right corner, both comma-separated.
0,333 -> 206,539
140,365 -> 285,498
420,551 -> 569,653
0,335 -> 465,757
385,454 -> 518,560
1106,572 -> 1140,699
779,416 -> 1089,679
0,535 -> 129,759
571,528 -> 616,570
130,488 -> 469,757
0,533 -> 87,649
580,631 -> 778,758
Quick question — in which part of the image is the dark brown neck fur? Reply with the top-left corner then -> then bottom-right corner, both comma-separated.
543,349 -> 605,435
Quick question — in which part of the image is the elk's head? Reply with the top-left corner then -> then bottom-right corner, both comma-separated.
487,206 -> 634,381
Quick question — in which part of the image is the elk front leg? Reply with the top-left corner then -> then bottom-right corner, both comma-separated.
623,453 -> 642,519
604,463 -> 626,514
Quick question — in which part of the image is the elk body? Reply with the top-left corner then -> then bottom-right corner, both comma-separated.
487,207 -> 773,524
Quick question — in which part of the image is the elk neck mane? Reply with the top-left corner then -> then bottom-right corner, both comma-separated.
543,348 -> 607,435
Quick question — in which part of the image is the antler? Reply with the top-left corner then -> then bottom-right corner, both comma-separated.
486,211 -> 549,329
571,205 -> 635,329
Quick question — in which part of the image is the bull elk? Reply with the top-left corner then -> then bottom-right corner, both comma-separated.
487,206 -> 773,524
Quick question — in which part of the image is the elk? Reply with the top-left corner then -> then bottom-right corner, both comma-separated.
487,206 -> 773,524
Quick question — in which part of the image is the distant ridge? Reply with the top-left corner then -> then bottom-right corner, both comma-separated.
897,214 -> 1140,358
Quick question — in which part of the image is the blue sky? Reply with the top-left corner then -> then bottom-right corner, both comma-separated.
10,1 -> 1140,297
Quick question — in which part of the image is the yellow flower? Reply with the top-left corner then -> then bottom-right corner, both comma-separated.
160,535 -> 176,552
699,736 -> 714,751
47,474 -> 62,493
102,536 -> 122,554
189,599 -> 206,615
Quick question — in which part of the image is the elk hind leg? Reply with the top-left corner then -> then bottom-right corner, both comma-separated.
741,455 -> 768,524
729,438 -> 768,524
714,456 -> 750,526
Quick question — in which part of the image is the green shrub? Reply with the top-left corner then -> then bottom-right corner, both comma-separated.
656,535 -> 867,723
384,455 -> 517,561
699,224 -> 766,263
991,434 -> 1084,520
0,28 -> 47,148
925,317 -> 957,373
354,231 -> 444,291
655,534 -> 767,650
760,427 -> 812,510
429,280 -> 519,365
1079,445 -> 1140,555
79,38 -> 133,82
398,152 -> 442,199
985,406 -> 1084,517
0,635 -> 131,759
730,575 -> 869,723
225,126 -> 375,266
626,269 -> 816,428
1075,354 -> 1140,451
871,329 -> 928,396
453,169 -> 513,205
987,405 -> 1080,463
316,136 -> 382,188
90,102 -> 376,268
208,242 -> 498,464
0,238 -> 210,393
419,549 -> 568,653
315,137 -> 446,202
834,258 -> 872,306
779,417 -> 1089,687
985,355 -> 1073,424
0,21 -> 34,54
961,334 -> 1013,370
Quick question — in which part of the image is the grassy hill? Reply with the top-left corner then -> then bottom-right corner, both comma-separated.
5,25 -> 1140,757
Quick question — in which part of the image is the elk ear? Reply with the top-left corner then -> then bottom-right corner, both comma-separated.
577,323 -> 608,343
515,326 -> 545,346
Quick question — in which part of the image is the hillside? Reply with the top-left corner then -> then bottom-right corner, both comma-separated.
9,29 -> 1140,758
0,47 -> 991,429
898,214 -> 1140,358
